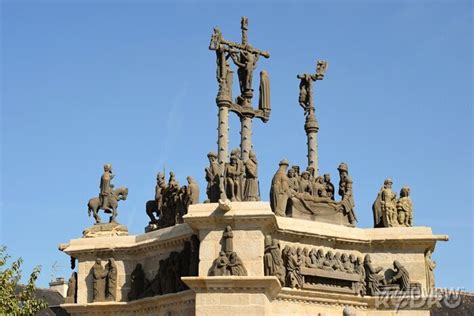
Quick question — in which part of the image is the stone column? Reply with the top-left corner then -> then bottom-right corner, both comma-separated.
305,114 -> 319,177
240,116 -> 252,161
217,101 -> 230,164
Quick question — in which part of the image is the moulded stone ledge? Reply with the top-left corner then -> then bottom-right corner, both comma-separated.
62,289 -> 195,315
182,276 -> 281,298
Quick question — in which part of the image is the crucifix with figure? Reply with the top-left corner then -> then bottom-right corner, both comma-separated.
209,17 -> 271,164
297,60 -> 328,177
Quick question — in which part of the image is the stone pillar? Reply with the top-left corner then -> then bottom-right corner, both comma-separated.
217,101 -> 230,164
305,114 -> 319,176
240,116 -> 252,161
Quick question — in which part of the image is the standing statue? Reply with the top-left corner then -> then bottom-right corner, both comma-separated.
128,263 -> 145,301
223,225 -> 234,254
372,178 -> 397,227
258,70 -> 271,113
287,168 -> 299,193
323,174 -> 335,200
263,236 -> 285,285
65,271 -> 77,304
397,186 -> 413,226
88,164 -> 128,224
91,258 -> 107,302
205,152 -> 221,203
243,151 -> 260,201
283,246 -> 303,289
337,163 -> 356,225
425,249 -> 436,289
364,254 -> 386,296
270,159 -> 293,216
224,151 -> 243,201
186,176 -> 200,205
105,258 -> 117,301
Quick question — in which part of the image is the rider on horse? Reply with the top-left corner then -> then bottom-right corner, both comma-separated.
100,163 -> 115,212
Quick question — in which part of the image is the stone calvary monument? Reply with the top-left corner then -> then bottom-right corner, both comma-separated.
58,17 -> 448,315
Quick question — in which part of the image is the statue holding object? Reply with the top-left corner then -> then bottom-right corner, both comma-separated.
373,179 -> 414,228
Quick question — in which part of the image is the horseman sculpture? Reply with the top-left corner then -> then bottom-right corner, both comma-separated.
87,164 -> 128,224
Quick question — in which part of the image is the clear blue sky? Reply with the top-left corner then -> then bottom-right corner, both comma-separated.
1,1 -> 472,291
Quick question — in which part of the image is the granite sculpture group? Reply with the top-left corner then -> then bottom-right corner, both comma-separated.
59,16 -> 448,316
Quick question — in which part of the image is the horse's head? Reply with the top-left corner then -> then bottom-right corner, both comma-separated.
114,187 -> 129,200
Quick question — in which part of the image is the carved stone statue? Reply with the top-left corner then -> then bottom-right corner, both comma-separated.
373,178 -> 398,228
312,176 -> 327,198
224,150 -> 243,201
297,73 -> 316,116
299,171 -> 313,194
205,152 -> 221,203
337,163 -> 356,224
287,168 -> 299,193
258,70 -> 271,113
363,255 -> 386,296
283,246 -> 303,288
397,186 -> 413,227
263,236 -> 285,285
209,251 -> 230,276
209,27 -> 234,100
145,172 -> 166,225
323,173 -> 335,200
186,176 -> 200,205
91,258 -> 107,302
128,263 -> 145,301
209,227 -> 247,276
387,260 -> 410,291
227,251 -> 247,276
425,249 -> 436,289
243,151 -> 260,201
88,164 -> 128,224
105,258 -> 117,301
270,159 -> 293,216
65,271 -> 77,304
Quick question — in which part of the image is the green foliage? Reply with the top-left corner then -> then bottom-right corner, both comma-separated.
0,246 -> 48,315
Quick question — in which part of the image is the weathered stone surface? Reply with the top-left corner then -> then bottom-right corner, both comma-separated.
82,222 -> 128,238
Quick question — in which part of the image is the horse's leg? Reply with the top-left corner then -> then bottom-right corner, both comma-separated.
93,205 -> 101,224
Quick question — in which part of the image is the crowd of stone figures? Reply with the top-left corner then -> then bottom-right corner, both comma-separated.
145,172 -> 200,230
128,236 -> 200,301
205,149 -> 261,203
264,236 -> 421,296
268,160 -> 357,225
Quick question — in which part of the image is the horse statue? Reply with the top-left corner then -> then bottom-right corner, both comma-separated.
87,187 -> 128,224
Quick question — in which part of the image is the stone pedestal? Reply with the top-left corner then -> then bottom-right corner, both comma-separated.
60,202 -> 447,315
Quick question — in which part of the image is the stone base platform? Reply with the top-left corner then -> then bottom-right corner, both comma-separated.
60,201 -> 447,315
82,222 -> 128,238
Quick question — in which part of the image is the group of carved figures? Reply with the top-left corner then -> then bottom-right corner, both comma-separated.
372,178 -> 413,228
209,226 -> 247,276
205,149 -> 260,203
270,160 -> 356,224
146,172 -> 199,230
264,236 -> 423,296
128,236 -> 199,301
88,258 -> 117,302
